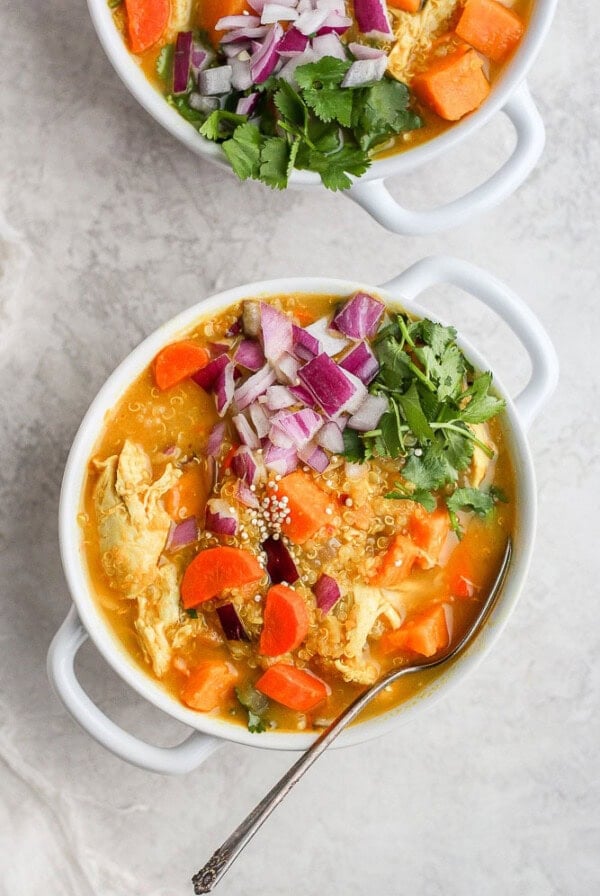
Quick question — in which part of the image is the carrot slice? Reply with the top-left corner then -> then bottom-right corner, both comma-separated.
387,0 -> 422,11
371,534 -> 420,587
221,444 -> 239,471
409,507 -> 450,568
443,539 -> 476,598
259,585 -> 309,656
270,471 -> 335,545
412,47 -> 490,121
164,463 -> 212,522
456,0 -> 524,63
180,660 -> 238,711
181,546 -> 263,608
256,664 -> 328,712
153,341 -> 210,391
381,604 -> 449,657
196,0 -> 253,47
124,0 -> 171,54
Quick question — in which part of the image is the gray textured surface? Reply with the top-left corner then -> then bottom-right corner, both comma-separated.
1,1 -> 599,894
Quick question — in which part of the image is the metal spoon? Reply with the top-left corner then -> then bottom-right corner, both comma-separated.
192,539 -> 512,894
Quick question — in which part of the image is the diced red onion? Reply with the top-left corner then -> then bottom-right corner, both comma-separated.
316,11 -> 353,34
341,56 -> 387,87
220,25 -> 269,43
216,13 -> 261,29
289,383 -> 317,407
247,0 -> 267,11
226,318 -> 243,337
278,46 -> 317,82
192,354 -> 229,391
274,352 -> 300,384
353,0 -> 393,39
305,316 -> 350,356
311,32 -> 347,61
189,93 -> 219,113
276,27 -> 309,56
260,303 -> 293,364
315,420 -> 344,453
234,339 -> 265,371
347,393 -> 388,431
242,300 -> 261,336
249,401 -> 271,437
216,603 -> 249,641
233,412 -> 260,448
173,31 -> 193,94
191,43 -> 212,74
215,362 -> 235,416
314,574 -> 341,614
198,65 -> 233,95
261,3 -> 298,22
265,384 -> 296,410
298,353 -> 363,418
205,498 -> 238,535
296,8 -> 329,34
263,442 -> 299,475
292,324 -> 321,362
207,421 -> 226,456
222,39 -> 251,56
339,370 -> 368,415
339,341 -> 379,384
251,22 -> 284,84
316,0 -> 347,12
235,479 -> 260,508
234,363 -> 277,410
298,442 -> 329,473
268,424 -> 294,449
331,292 -> 385,339
166,516 -> 198,551
262,536 -> 299,584
231,445 -> 262,484
348,41 -> 387,60
208,341 -> 232,356
271,408 -> 323,448
236,92 -> 260,116
231,55 -> 253,90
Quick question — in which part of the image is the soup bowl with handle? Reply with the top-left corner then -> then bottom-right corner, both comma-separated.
47,255 -> 558,773
87,0 -> 556,235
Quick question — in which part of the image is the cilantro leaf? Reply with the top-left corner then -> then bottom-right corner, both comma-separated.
167,94 -> 206,126
295,57 -> 352,91
304,145 -> 369,191
353,80 -> 422,150
446,487 -> 495,518
156,44 -> 174,82
259,137 -> 293,189
343,427 -> 365,462
403,444 -> 457,491
385,484 -> 436,512
396,382 -> 435,443
442,425 -> 474,472
295,58 -> 354,127
247,710 -> 267,733
273,81 -> 307,132
378,408 -> 404,458
235,685 -> 269,734
222,123 -> 262,180
460,372 -> 506,423
200,110 -> 247,141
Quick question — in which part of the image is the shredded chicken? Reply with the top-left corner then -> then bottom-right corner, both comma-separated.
135,562 -> 182,677
93,440 -> 180,597
168,0 -> 194,37
387,0 -> 461,83
469,423 -> 497,488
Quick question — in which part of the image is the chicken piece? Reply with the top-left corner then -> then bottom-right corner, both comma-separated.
168,0 -> 194,36
469,423 -> 496,488
135,562 -> 181,677
94,441 -> 180,597
332,656 -> 380,686
387,0 -> 460,84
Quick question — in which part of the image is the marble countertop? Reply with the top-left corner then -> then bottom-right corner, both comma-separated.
1,1 -> 599,893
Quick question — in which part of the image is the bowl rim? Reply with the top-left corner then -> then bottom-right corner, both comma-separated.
59,276 -> 537,751
85,0 -> 558,188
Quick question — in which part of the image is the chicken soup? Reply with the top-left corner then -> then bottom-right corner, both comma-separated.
81,290 -> 514,733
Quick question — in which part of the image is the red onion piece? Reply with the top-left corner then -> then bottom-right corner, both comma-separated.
166,516 -> 198,551
191,43 -> 211,74
234,363 -> 277,410
233,412 -> 261,448
314,574 -> 341,614
292,324 -> 321,362
205,498 -> 238,535
265,384 -> 296,410
348,393 -> 388,431
261,3 -> 298,22
260,302 -> 293,364
251,22 -> 284,83
296,8 -> 329,34
274,352 -> 300,384
173,31 -> 193,94
263,442 -> 299,475
289,383 -> 317,407
262,536 -> 299,584
271,408 -> 323,449
348,41 -> 387,60
298,442 -> 329,473
235,479 -> 260,508
216,13 -> 261,29
305,316 -> 350,356
220,25 -> 269,43
215,362 -> 235,416
192,353 -> 229,390
311,32 -> 346,61
234,339 -> 265,371
341,56 -> 387,87
198,65 -> 233,95
316,11 -> 353,34
339,341 -> 379,384
353,0 -> 393,39
217,603 -> 250,641
276,27 -> 309,56
298,353 -> 364,418
231,445 -> 263,484
249,401 -> 271,437
207,421 -> 226,456
226,317 -> 243,337
331,292 -> 385,339
231,55 -> 253,90
236,92 -> 260,116
268,424 -> 295,449
315,420 -> 344,454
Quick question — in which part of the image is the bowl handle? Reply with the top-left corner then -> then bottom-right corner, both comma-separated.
378,255 -> 558,430
47,606 -> 221,774
347,81 -> 544,236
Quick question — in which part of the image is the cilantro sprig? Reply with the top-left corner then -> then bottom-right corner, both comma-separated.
349,313 -> 507,530
163,56 -> 421,191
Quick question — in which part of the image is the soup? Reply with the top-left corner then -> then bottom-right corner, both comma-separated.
109,0 -> 531,189
81,290 -> 514,734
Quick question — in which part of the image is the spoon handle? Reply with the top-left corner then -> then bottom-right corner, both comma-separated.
192,675 -> 393,894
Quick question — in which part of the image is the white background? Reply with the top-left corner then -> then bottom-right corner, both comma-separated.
0,0 -> 598,893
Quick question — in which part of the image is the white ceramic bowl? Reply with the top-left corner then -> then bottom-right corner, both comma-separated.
86,0 -> 556,234
47,255 -> 558,773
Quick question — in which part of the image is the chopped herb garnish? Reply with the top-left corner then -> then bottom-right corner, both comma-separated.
235,683 -> 269,734
186,608 -> 199,619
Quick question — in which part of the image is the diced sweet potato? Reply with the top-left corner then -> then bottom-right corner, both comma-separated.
412,47 -> 490,121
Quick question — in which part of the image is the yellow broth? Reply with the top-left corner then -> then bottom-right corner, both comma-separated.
80,293 -> 514,734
